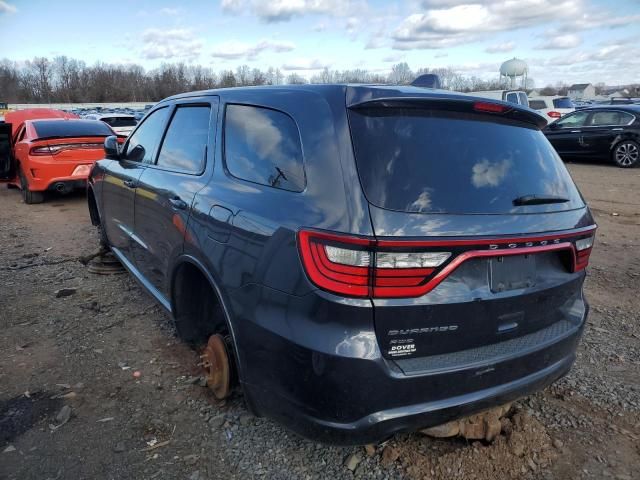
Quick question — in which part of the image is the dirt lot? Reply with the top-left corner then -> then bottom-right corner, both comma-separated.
1,161 -> 639,480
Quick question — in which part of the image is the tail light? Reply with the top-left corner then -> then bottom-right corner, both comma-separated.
574,235 -> 595,271
298,230 -> 450,298
473,102 -> 509,114
29,143 -> 104,156
298,228 -> 596,298
547,111 -> 562,118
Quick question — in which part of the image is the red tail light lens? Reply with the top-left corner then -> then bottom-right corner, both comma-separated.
473,102 -> 509,114
574,235 -> 595,271
547,111 -> 562,118
29,146 -> 51,156
298,230 -> 450,298
298,230 -> 372,297
29,143 -> 104,156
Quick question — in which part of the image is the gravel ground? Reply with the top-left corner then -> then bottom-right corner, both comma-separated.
0,160 -> 639,480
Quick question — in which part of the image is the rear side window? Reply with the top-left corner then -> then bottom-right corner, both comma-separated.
589,111 -> 634,126
124,107 -> 169,163
556,111 -> 589,128
348,108 -> 584,214
156,105 -> 210,173
224,104 -> 305,192
518,92 -> 529,106
553,98 -> 574,109
529,100 -> 547,110
33,120 -> 113,139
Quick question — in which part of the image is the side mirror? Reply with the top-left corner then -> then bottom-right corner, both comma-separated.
104,135 -> 120,160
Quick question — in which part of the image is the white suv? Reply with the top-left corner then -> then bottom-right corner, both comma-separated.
84,114 -> 137,136
528,96 -> 575,123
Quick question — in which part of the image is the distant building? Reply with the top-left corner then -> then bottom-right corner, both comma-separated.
568,83 -> 596,100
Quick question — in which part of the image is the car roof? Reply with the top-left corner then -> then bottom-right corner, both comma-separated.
575,104 -> 640,113
4,108 -> 79,135
157,84 -> 547,128
529,96 -> 570,100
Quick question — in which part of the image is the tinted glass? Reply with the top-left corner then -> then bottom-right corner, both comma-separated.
529,100 -> 547,110
589,111 -> 634,126
553,97 -> 574,109
348,108 -> 584,214
518,92 -> 529,106
224,104 -> 305,192
156,106 -> 210,173
556,111 -> 589,128
124,107 -> 169,163
33,120 -> 112,139
506,92 -> 518,104
102,117 -> 137,127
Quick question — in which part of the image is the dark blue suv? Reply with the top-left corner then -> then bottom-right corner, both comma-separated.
88,85 -> 596,445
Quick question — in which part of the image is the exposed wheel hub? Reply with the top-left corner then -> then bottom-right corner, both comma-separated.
201,334 -> 231,399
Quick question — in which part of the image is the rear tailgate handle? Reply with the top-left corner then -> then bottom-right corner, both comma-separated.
169,197 -> 188,210
123,179 -> 137,188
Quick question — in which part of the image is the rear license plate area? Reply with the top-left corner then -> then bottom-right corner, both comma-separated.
489,255 -> 536,293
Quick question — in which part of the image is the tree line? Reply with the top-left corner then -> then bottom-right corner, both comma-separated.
1,56 -> 532,103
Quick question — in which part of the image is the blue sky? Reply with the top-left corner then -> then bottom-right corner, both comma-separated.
1,0 -> 639,86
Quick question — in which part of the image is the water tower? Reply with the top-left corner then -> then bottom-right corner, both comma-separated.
499,58 -> 528,89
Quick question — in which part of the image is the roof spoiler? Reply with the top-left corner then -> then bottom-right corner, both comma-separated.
348,96 -> 547,129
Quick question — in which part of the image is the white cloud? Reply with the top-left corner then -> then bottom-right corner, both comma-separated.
222,0 -> 366,22
159,7 -> 181,15
211,39 -> 295,60
282,58 -> 331,71
0,1 -> 17,14
537,33 -> 582,49
392,0 -> 583,50
141,29 -> 203,60
485,41 -> 515,53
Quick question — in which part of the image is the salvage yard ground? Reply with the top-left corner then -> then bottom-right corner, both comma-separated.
1,161 -> 639,480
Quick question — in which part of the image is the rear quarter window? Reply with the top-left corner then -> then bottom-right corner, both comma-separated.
348,108 -> 584,214
224,104 -> 305,192
553,98 -> 575,109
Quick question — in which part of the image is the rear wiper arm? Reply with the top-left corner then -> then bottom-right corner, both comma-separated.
513,194 -> 570,206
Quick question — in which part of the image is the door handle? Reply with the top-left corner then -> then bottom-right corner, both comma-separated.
570,130 -> 581,133
612,128 -> 623,131
123,179 -> 137,188
169,197 -> 188,210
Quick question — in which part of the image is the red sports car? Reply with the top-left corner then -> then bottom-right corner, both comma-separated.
0,108 -> 117,203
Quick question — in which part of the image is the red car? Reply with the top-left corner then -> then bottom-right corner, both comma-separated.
0,108 -> 117,203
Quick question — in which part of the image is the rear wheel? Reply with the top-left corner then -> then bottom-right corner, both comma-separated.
18,167 -> 45,204
612,140 -> 639,168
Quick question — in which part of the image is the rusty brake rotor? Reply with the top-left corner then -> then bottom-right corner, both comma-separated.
200,334 -> 231,399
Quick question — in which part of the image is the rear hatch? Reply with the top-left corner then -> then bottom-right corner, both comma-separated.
347,96 -> 595,361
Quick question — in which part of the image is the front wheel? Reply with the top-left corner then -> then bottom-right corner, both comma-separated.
18,167 -> 45,204
612,140 -> 639,168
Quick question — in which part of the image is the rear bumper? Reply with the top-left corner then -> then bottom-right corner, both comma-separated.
245,351 -> 575,445
22,158 -> 94,191
229,285 -> 587,445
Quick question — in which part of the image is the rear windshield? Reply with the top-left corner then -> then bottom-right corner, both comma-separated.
348,108 -> 584,214
553,98 -> 574,109
102,117 -> 137,127
34,120 -> 113,139
529,100 -> 547,110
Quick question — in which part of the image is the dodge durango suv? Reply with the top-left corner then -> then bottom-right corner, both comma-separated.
88,85 -> 596,445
